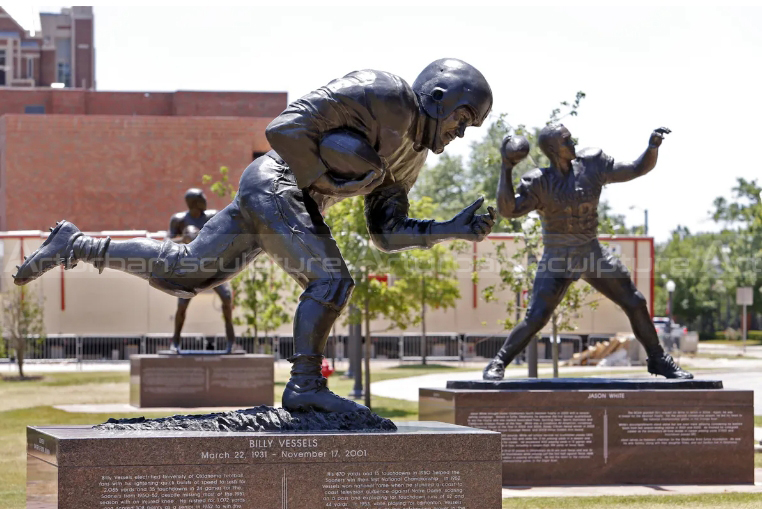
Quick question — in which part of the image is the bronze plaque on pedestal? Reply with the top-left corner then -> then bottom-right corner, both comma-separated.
130,354 -> 274,408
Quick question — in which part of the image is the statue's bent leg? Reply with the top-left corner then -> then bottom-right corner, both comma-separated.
483,254 -> 573,380
14,203 -> 261,299
237,157 -> 365,413
582,241 -> 693,379
213,283 -> 235,352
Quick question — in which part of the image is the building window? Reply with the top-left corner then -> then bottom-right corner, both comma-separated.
57,62 -> 71,87
26,58 -> 33,80
24,105 -> 45,114
55,38 -> 72,87
0,50 -> 6,86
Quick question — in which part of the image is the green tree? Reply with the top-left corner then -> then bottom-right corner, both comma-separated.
654,228 -> 729,334
395,244 -> 463,365
711,178 -> 762,325
2,287 -> 45,379
598,201 -> 637,235
230,259 -> 294,343
409,154 -> 476,220
202,166 -> 237,199
390,197 -> 466,364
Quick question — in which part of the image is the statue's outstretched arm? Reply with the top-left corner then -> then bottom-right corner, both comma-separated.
605,127 -> 670,184
364,184 -> 495,253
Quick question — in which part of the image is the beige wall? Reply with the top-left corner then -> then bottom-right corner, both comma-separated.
0,231 -> 653,338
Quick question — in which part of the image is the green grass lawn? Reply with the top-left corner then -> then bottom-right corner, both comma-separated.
1,365 -> 759,509
502,493 -> 762,509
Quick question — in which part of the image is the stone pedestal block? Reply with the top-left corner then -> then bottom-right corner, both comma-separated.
130,354 -> 274,408
27,422 -> 501,508
419,378 -> 754,486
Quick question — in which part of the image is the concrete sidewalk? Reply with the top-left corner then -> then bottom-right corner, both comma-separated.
370,360 -> 762,414
699,343 -> 762,359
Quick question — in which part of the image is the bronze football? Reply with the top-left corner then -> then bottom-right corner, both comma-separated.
319,130 -> 384,181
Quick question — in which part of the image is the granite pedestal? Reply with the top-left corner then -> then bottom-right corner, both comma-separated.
27,422 -> 501,509
130,354 -> 274,408
419,378 -> 754,486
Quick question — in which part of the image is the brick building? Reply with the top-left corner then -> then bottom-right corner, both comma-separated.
0,88 -> 288,231
0,6 -> 94,89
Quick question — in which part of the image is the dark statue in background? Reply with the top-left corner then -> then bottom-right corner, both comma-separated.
168,188 -> 235,354
484,125 -> 693,380
15,58 -> 496,414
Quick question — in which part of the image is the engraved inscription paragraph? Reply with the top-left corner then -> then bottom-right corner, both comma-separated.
321,468 -> 466,509
97,472 -> 247,508
143,367 -> 205,394
617,409 -> 745,446
467,411 -> 595,464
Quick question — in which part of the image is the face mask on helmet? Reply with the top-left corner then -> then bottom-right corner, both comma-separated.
413,58 -> 493,153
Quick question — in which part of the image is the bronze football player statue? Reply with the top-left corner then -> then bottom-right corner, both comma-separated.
168,189 -> 235,354
484,125 -> 692,380
15,58 -> 497,413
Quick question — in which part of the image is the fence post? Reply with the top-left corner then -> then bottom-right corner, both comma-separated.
274,335 -> 280,361
76,336 -> 83,369
458,334 -> 465,363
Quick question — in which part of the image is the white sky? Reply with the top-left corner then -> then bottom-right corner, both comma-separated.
5,2 -> 762,242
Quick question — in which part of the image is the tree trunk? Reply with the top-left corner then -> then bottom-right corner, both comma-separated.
253,291 -> 258,341
16,345 -> 24,379
551,314 -> 559,378
421,276 -> 427,366
364,294 -> 372,410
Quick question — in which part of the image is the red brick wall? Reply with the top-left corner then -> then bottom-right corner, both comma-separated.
173,91 -> 287,119
51,89 -> 85,114
40,49 -> 56,87
0,119 -> 6,230
1,114 -> 273,231
0,89 -> 53,113
87,92 -> 174,116
0,89 -> 287,118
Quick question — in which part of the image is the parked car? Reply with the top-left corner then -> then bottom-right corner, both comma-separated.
653,317 -> 687,350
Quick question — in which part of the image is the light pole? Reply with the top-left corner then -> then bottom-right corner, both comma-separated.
666,280 -> 676,350
629,205 -> 649,236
